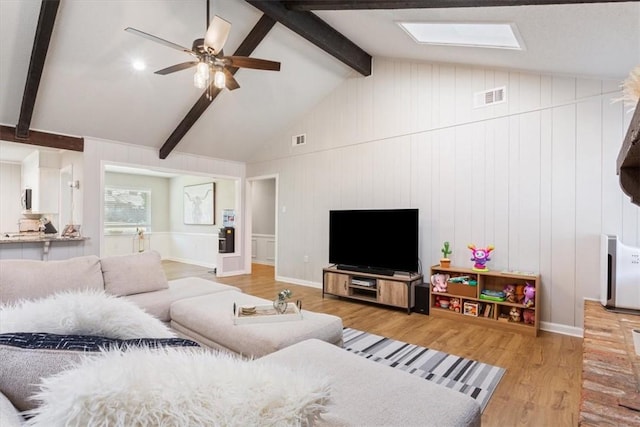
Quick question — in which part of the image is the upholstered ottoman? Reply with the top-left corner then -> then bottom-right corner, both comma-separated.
170,291 -> 343,357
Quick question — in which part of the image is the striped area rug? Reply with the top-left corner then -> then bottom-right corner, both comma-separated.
342,327 -> 505,412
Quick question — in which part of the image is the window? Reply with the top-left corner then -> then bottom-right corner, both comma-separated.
104,187 -> 151,233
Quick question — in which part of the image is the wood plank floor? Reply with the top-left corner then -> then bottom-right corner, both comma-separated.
163,261 -> 583,427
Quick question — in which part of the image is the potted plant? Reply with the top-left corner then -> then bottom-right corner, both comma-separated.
440,241 -> 452,268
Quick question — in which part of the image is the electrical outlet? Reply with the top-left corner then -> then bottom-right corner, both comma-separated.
303,255 -> 309,263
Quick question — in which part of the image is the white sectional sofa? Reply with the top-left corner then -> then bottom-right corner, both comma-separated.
0,251 -> 481,426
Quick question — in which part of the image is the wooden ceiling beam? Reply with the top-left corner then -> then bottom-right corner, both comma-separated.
1,125 -> 84,152
159,14 -> 277,159
246,0 -> 371,76
15,0 -> 60,139
283,0 -> 631,10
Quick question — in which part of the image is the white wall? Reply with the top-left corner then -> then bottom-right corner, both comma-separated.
0,162 -> 22,233
252,178 -> 276,235
166,176 -> 237,268
82,137 -> 246,272
59,150 -> 84,228
247,58 -> 640,332
169,176 -> 237,232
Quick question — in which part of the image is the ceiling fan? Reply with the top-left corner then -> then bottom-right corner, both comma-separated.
124,2 -> 280,96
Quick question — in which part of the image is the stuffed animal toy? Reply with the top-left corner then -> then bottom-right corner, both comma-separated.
436,296 -> 450,309
503,284 -> 516,303
523,309 -> 535,325
523,283 -> 535,307
468,244 -> 494,271
509,307 -> 522,322
449,298 -> 461,313
430,273 -> 450,293
515,284 -> 525,304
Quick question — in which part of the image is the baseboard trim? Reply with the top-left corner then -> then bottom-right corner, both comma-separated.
216,269 -> 247,277
539,321 -> 583,338
275,275 -> 321,289
164,256 -> 216,270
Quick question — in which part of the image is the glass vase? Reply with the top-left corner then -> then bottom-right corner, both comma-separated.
273,297 -> 287,314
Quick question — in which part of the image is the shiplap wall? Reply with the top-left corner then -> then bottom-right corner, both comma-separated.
248,58 -> 640,333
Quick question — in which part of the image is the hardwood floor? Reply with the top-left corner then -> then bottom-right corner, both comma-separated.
163,261 -> 583,427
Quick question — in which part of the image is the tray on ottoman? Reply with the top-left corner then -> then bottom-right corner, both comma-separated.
170,290 -> 343,357
233,302 -> 302,325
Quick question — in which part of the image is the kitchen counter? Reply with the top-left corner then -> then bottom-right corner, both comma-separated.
0,234 -> 87,243
0,234 -> 88,260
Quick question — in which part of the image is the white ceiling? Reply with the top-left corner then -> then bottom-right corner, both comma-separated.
0,0 -> 638,163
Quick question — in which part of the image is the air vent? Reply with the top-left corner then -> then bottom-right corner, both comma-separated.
292,133 -> 307,147
474,87 -> 506,108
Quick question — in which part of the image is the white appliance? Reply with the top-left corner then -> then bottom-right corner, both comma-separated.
601,235 -> 640,311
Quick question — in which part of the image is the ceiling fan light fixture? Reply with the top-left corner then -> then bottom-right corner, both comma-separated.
194,71 -> 208,89
193,62 -> 210,89
213,69 -> 226,89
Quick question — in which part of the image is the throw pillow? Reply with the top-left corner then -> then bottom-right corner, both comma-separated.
0,255 -> 103,305
25,346 -> 331,427
0,332 -> 200,412
0,289 -> 175,339
101,250 -> 169,296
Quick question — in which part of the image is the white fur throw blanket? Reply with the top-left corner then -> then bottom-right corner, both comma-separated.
25,346 -> 331,427
0,290 -> 174,339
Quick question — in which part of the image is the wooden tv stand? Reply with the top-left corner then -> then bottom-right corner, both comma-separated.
322,266 -> 423,314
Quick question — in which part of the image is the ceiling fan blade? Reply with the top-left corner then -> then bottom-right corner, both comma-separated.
125,27 -> 195,55
155,61 -> 199,75
223,68 -> 240,91
224,56 -> 281,71
204,15 -> 231,55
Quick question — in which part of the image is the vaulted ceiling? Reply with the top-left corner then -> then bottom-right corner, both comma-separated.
0,0 -> 638,162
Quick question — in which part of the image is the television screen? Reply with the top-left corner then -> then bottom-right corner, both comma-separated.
329,209 -> 419,275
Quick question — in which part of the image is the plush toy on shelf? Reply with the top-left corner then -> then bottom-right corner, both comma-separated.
523,283 -> 536,307
449,298 -> 461,313
503,284 -> 516,303
509,307 -> 522,322
523,309 -> 535,325
515,284 -> 525,304
468,244 -> 494,271
435,296 -> 450,309
430,273 -> 450,293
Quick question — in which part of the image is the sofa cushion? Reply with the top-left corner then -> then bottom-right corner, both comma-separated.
0,332 -> 199,412
24,346 -> 331,426
101,250 -> 169,296
261,339 -> 482,427
124,277 -> 242,322
0,255 -> 103,304
0,290 -> 175,339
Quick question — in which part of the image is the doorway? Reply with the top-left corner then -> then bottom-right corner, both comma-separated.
246,175 -> 277,278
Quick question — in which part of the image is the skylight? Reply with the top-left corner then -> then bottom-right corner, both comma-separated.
398,22 -> 523,50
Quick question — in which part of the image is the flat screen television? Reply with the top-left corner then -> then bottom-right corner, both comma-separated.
329,209 -> 419,276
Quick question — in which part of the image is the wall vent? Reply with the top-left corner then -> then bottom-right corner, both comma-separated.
292,133 -> 307,147
474,86 -> 506,108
